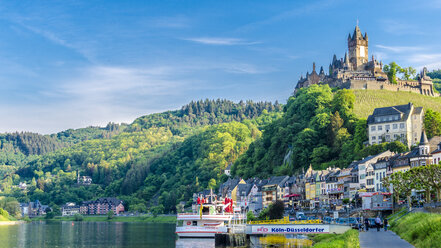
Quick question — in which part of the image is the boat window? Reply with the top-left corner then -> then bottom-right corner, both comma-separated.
192,221 -> 197,226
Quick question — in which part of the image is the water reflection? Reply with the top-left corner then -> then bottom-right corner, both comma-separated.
176,238 -> 215,248
0,221 -> 176,248
176,235 -> 313,248
253,235 -> 313,248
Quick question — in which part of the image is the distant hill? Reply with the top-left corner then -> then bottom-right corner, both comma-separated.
0,132 -> 67,156
51,122 -> 127,144
353,89 -> 441,118
0,99 -> 282,211
127,99 -> 282,134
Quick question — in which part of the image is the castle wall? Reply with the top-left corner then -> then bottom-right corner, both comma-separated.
346,80 -> 438,96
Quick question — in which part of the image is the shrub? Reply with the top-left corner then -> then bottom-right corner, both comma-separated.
107,210 -> 114,220
0,208 -> 9,219
268,200 -> 285,220
45,210 -> 55,219
246,211 -> 256,221
74,213 -> 83,221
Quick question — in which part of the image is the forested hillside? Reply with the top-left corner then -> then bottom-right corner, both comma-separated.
4,89 -> 441,215
233,85 -> 408,179
128,99 -> 282,134
0,132 -> 66,156
0,99 -> 282,213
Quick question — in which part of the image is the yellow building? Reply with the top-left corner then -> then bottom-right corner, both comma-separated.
231,179 -> 246,203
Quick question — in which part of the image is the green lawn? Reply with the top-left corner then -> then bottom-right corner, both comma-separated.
32,215 -> 176,223
391,212 -> 441,248
353,89 -> 441,119
311,229 -> 360,248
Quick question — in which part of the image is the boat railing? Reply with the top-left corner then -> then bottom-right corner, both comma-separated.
178,213 -> 234,216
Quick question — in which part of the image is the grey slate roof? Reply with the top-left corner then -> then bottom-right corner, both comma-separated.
237,183 -> 253,196
264,176 -> 289,187
367,103 -> 422,125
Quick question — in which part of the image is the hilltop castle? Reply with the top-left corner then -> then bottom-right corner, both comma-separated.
295,26 -> 436,96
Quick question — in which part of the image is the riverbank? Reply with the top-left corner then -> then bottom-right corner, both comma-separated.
311,229 -> 360,248
31,215 -> 176,223
0,221 -> 22,225
390,212 -> 441,248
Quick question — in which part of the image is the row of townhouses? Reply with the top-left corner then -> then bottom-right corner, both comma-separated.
19,200 -> 51,217
195,103 -> 441,213
20,197 -> 125,217
61,197 -> 125,216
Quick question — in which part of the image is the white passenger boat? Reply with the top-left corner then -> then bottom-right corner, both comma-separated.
176,193 -> 240,238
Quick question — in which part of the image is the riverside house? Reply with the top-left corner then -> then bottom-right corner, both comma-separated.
62,203 -> 80,216
79,197 -> 124,215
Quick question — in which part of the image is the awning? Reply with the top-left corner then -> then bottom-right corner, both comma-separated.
284,194 -> 301,198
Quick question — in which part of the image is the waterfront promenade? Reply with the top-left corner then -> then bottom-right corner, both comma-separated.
359,229 -> 413,248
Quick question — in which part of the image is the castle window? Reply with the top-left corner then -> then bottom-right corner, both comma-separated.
385,125 -> 390,130
371,126 -> 376,131
400,123 -> 405,129
386,135 -> 390,141
393,124 -> 398,129
372,136 -> 376,140
378,125 -> 383,131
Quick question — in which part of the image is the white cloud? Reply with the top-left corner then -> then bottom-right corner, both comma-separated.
9,20 -> 96,62
182,37 -> 260,46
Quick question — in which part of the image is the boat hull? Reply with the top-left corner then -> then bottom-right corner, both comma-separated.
175,226 -> 227,238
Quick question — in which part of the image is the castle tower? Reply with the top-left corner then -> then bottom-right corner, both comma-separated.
347,25 -> 368,70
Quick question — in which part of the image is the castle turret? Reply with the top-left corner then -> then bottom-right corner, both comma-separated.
348,25 -> 369,70
319,66 -> 324,75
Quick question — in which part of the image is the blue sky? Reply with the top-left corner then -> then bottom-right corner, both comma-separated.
1,0 -> 441,133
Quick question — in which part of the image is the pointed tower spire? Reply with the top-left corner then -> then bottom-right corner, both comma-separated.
344,52 -> 349,63
420,130 -> 429,145
320,66 -> 324,75
353,25 -> 362,39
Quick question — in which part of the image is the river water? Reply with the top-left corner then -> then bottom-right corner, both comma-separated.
0,222 -> 313,248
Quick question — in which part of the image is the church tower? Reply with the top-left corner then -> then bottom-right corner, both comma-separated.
347,25 -> 368,70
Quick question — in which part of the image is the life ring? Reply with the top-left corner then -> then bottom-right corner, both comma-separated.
187,221 -> 191,225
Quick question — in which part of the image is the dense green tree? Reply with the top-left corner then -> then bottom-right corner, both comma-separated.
383,62 -> 401,84
400,66 -> 417,81
268,200 -> 285,220
424,109 -> 441,139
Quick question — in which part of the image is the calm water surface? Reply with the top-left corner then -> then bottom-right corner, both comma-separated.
0,221 -> 180,248
0,222 -> 313,248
